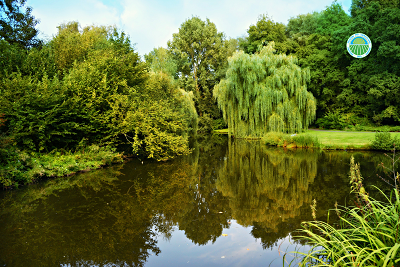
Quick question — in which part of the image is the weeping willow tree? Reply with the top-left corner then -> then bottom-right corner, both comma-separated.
214,42 -> 316,138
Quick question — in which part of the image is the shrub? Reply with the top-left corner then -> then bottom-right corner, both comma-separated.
371,132 -> 399,151
263,132 -> 284,146
292,134 -> 320,148
316,111 -> 346,130
263,132 -> 320,148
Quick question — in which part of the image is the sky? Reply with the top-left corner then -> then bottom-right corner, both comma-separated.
26,0 -> 352,57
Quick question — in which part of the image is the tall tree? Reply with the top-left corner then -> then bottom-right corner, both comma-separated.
286,3 -> 351,119
0,0 -> 41,48
350,0 -> 399,16
240,14 -> 292,55
144,47 -> 177,78
330,1 -> 400,124
214,43 -> 316,138
167,16 -> 227,120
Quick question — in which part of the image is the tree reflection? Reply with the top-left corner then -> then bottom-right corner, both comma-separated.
0,165 -> 163,267
216,140 -> 318,231
175,135 -> 232,245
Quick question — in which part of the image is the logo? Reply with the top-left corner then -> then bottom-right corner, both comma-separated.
347,33 -> 372,58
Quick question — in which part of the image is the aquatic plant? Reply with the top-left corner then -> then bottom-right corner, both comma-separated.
286,155 -> 400,266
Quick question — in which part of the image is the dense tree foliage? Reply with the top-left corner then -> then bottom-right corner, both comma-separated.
240,14 -> 294,55
167,17 -> 229,130
214,43 -> 316,137
0,0 -> 41,48
0,21 -> 199,186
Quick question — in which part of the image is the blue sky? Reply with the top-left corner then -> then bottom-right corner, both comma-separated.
26,0 -> 352,57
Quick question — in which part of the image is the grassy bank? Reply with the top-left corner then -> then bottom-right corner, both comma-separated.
0,145 -> 124,188
214,128 -> 400,150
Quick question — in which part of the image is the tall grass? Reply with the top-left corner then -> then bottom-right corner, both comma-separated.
263,132 -> 320,148
287,155 -> 400,267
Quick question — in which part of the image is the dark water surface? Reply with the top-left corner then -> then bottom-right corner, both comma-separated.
0,137 -> 393,267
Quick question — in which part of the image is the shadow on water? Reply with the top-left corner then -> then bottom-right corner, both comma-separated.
0,135 -> 395,267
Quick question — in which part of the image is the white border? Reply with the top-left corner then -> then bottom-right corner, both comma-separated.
346,33 -> 372,58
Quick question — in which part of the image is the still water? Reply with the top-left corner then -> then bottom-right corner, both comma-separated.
0,136 -> 392,267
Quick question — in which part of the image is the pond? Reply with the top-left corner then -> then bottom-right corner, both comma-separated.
0,136 -> 394,267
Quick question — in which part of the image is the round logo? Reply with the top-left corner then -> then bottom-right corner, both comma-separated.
347,33 -> 372,58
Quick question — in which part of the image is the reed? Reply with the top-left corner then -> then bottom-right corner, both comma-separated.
286,155 -> 400,267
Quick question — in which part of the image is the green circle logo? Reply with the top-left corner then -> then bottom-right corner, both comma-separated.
347,33 -> 372,58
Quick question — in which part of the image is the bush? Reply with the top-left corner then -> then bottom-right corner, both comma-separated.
263,132 -> 320,148
197,113 -> 213,133
212,118 -> 227,131
316,111 -> 347,130
263,132 -> 284,146
292,134 -> 320,148
371,132 -> 399,151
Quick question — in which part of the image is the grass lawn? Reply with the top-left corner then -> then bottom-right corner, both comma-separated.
213,128 -> 400,150
304,129 -> 400,149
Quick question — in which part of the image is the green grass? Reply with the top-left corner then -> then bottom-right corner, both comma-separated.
215,128 -> 400,150
305,130 -> 400,150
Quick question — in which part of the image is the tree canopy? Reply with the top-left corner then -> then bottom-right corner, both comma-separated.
168,16 -> 228,122
0,0 -> 41,48
214,43 -> 316,138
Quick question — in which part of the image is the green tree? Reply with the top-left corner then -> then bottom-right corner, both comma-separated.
214,43 -> 316,138
241,14 -> 294,55
287,12 -> 321,39
144,47 -> 177,78
0,22 -> 197,162
122,72 -> 198,161
286,3 -> 351,119
328,1 -> 400,124
350,0 -> 399,16
0,0 -> 41,48
168,16 -> 227,121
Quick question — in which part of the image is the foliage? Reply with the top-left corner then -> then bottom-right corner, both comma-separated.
371,132 -> 400,151
168,16 -> 228,120
290,156 -> 400,267
241,14 -> 290,54
0,0 -> 41,48
0,22 -> 199,165
263,132 -> 320,148
144,47 -> 177,78
316,110 -> 347,130
122,72 -> 197,161
214,42 -> 316,138
328,1 -> 400,124
0,145 -> 123,188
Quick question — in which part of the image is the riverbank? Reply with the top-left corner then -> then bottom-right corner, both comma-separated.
0,145 -> 124,189
213,128 -> 400,150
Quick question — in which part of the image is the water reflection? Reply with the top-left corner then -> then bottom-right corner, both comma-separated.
217,140 -> 318,228
0,137 -> 392,267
